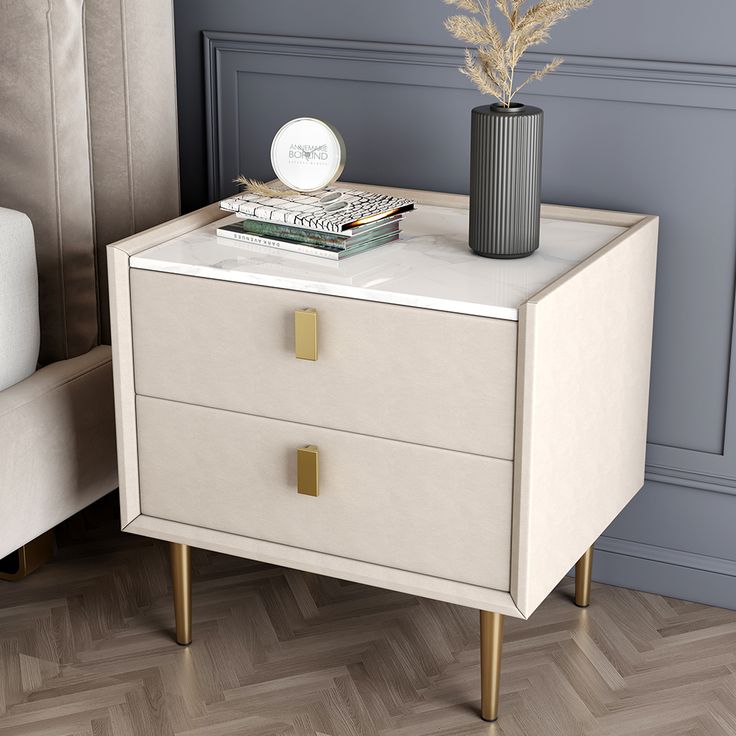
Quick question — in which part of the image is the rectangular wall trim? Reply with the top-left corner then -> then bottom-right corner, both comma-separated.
168,0 -> 736,609
203,30 -> 736,499
204,33 -> 736,202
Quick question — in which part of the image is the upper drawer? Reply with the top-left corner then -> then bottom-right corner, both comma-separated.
130,270 -> 517,458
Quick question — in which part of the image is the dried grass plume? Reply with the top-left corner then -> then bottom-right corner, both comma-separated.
234,176 -> 299,197
444,0 -> 592,107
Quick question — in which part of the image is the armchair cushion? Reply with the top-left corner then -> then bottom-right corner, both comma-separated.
0,208 -> 40,391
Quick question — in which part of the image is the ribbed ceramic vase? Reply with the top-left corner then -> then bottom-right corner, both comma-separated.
469,103 -> 543,258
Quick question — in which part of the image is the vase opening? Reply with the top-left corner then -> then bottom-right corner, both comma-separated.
491,102 -> 526,113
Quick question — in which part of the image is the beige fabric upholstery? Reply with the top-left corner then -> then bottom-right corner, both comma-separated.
0,0 -> 180,362
0,209 -> 40,391
0,346 -> 117,558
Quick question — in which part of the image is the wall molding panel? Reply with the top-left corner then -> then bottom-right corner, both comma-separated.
203,30 -> 736,484
204,33 -> 736,201
201,29 -> 736,608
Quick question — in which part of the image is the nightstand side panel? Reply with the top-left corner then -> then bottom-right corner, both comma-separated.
512,217 -> 659,616
108,246 -> 140,525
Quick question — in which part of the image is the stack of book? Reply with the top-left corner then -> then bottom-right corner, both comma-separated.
218,188 -> 415,261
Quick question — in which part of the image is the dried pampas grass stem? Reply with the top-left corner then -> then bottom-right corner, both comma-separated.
234,176 -> 300,197
444,0 -> 592,107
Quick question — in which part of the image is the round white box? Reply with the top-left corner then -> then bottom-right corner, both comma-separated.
270,118 -> 346,192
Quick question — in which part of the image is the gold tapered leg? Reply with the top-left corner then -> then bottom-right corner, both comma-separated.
575,546 -> 594,608
170,543 -> 192,645
480,610 -> 504,722
0,530 -> 55,582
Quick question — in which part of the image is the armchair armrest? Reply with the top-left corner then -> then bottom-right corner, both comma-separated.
0,346 -> 117,557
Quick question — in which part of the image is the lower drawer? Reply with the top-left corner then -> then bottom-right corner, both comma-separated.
137,397 -> 513,590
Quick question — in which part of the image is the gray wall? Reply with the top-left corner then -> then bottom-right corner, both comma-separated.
174,0 -> 736,609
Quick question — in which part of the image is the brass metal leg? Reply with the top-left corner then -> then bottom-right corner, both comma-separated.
170,542 -> 192,645
480,610 -> 504,722
0,530 -> 55,582
575,545 -> 594,608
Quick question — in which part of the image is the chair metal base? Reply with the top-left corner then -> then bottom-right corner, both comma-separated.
0,530 -> 55,581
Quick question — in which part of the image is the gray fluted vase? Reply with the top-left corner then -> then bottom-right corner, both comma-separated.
469,103 -> 543,258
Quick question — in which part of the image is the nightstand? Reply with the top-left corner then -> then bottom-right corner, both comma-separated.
108,184 -> 658,722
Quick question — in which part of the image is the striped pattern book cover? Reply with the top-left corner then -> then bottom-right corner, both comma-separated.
221,188 -> 415,233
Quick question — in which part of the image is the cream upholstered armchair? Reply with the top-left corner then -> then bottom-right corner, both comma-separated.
0,208 -> 115,579
0,0 -> 179,578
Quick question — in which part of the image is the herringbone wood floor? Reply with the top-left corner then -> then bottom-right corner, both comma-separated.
2,496 -> 736,736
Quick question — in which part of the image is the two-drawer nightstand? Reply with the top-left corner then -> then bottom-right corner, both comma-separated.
108,185 -> 658,722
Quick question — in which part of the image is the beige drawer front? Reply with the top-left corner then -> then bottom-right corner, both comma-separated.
130,270 -> 517,459
137,396 -> 513,590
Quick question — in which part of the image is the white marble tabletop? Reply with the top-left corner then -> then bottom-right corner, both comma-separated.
130,204 -> 627,321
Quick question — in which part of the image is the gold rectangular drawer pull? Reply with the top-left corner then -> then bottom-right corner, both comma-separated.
297,445 -> 319,497
294,308 -> 318,361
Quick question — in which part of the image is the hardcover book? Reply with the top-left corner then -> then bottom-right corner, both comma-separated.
216,223 -> 399,261
236,217 -> 401,249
